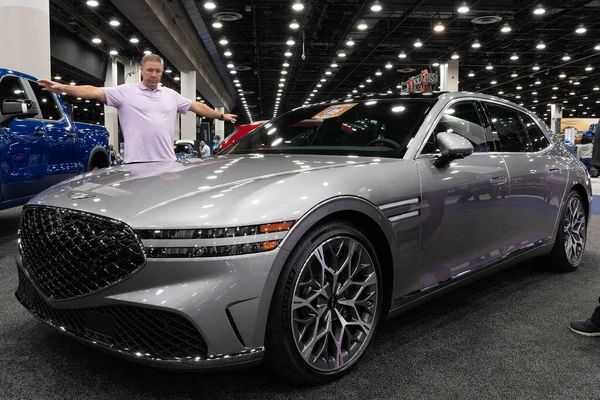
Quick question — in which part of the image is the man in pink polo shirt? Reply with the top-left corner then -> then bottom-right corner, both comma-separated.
37,54 -> 237,164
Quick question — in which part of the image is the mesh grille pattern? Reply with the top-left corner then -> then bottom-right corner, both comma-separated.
20,206 -> 146,300
17,269 -> 208,358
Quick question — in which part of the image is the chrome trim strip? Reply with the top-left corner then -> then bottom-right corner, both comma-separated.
388,210 -> 420,222
379,197 -> 420,210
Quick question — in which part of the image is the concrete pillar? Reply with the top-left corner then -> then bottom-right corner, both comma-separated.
550,104 -> 563,136
123,59 -> 140,84
214,106 -> 225,141
180,70 -> 197,142
0,0 -> 50,79
440,59 -> 459,92
104,58 -> 120,152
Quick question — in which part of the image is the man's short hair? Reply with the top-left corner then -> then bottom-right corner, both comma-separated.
141,54 -> 164,66
213,135 -> 221,140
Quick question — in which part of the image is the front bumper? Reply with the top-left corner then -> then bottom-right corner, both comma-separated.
14,247 -> 283,370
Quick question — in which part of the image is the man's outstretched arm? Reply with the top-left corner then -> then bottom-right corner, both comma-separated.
38,79 -> 107,104
189,102 -> 237,123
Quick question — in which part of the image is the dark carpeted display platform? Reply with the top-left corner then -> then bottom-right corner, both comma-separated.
1,209 -> 599,400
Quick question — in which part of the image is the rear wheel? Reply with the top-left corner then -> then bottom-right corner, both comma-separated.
265,221 -> 382,384
544,190 -> 587,272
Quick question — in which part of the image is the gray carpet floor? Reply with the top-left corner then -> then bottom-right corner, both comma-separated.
1,210 -> 600,399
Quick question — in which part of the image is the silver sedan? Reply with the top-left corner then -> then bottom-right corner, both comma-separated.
15,92 -> 591,384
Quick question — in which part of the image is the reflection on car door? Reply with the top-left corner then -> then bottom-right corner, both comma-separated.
417,100 -> 510,288
482,102 -> 567,251
25,79 -> 79,185
0,75 -> 48,201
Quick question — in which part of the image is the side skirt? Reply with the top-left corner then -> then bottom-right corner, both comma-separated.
386,242 -> 554,319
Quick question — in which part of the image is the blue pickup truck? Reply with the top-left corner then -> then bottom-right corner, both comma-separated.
0,68 -> 109,210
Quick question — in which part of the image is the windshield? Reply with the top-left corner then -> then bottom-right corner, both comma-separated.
224,98 -> 436,158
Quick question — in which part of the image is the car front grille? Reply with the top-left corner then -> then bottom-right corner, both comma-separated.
19,206 -> 146,300
16,269 -> 208,359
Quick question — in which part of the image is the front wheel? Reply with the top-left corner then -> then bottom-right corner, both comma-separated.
265,221 -> 383,384
544,190 -> 587,272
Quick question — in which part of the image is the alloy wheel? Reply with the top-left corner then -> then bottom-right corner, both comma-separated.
291,236 -> 379,372
563,195 -> 586,265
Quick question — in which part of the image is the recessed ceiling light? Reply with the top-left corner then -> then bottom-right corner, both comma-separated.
434,22 -> 445,32
357,21 -> 368,30
286,38 -> 295,46
109,19 -> 120,27
575,24 -> 586,34
501,23 -> 512,33
219,38 -> 228,45
398,52 -> 407,58
458,2 -> 469,13
533,4 -> 545,15
129,37 -> 139,44
204,2 -> 216,10
92,37 -> 102,44
414,39 -> 423,48
86,0 -> 99,6
289,20 -> 300,29
510,54 -> 519,60
292,1 -> 304,11
212,22 -> 223,28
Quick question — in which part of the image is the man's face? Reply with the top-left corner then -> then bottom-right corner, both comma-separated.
141,61 -> 163,90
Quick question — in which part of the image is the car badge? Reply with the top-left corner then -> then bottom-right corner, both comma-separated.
67,192 -> 96,200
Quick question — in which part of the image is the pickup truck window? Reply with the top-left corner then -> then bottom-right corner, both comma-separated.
27,80 -> 61,121
0,76 -> 27,102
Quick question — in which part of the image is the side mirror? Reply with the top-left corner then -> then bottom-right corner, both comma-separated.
0,99 -> 38,127
433,132 -> 474,167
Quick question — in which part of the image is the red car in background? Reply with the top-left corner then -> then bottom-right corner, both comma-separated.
214,121 -> 266,154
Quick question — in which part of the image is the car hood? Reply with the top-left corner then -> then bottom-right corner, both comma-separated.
30,154 -> 401,229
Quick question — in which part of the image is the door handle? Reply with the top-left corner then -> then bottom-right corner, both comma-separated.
66,132 -> 76,138
33,128 -> 45,137
549,168 -> 561,175
490,176 -> 507,185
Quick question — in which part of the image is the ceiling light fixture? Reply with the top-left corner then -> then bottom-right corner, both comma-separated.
292,1 -> 304,11
501,23 -> 512,33
109,50 -> 118,56
385,62 -> 393,69
468,71 -> 475,77
595,44 -> 600,51
536,41 -> 546,49
204,2 -> 216,10
346,39 -> 355,47
284,51 -> 292,57
224,50 -> 232,57
434,22 -> 445,32
486,64 -> 494,70
398,51 -> 407,58
109,19 -> 120,27
510,54 -> 519,60
92,37 -> 102,44
357,20 -> 368,30
414,39 -> 423,47
471,40 -> 481,48
371,1 -> 382,12
338,52 -> 346,57
458,2 -> 470,13
86,0 -> 99,6
533,4 -> 545,15
330,63 -> 338,68
289,20 -> 300,29
532,65 -> 540,71
54,75 -> 61,80
585,65 -> 594,71
451,52 -> 460,59
562,54 -> 571,61
143,50 -> 152,55
511,72 -> 518,77
575,24 -> 586,34
212,22 -> 223,28
491,80 -> 497,85
227,63 -> 234,68
286,38 -> 295,46
219,38 -> 228,45
283,62 -> 290,67
432,62 -> 440,67
559,72 -> 567,78
129,37 -> 139,44
375,70 -> 382,76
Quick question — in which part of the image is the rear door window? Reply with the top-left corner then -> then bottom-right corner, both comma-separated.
26,80 -> 62,121
519,112 -> 550,151
484,103 -> 530,152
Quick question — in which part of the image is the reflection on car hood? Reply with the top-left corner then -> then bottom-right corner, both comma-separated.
30,154 -> 396,228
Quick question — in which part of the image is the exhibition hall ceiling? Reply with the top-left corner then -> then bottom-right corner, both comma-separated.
51,0 -> 600,124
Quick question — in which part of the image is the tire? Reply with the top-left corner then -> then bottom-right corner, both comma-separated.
544,190 -> 587,272
265,221 -> 383,384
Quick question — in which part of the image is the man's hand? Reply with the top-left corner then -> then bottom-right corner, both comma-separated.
223,114 -> 237,123
37,79 -> 64,94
